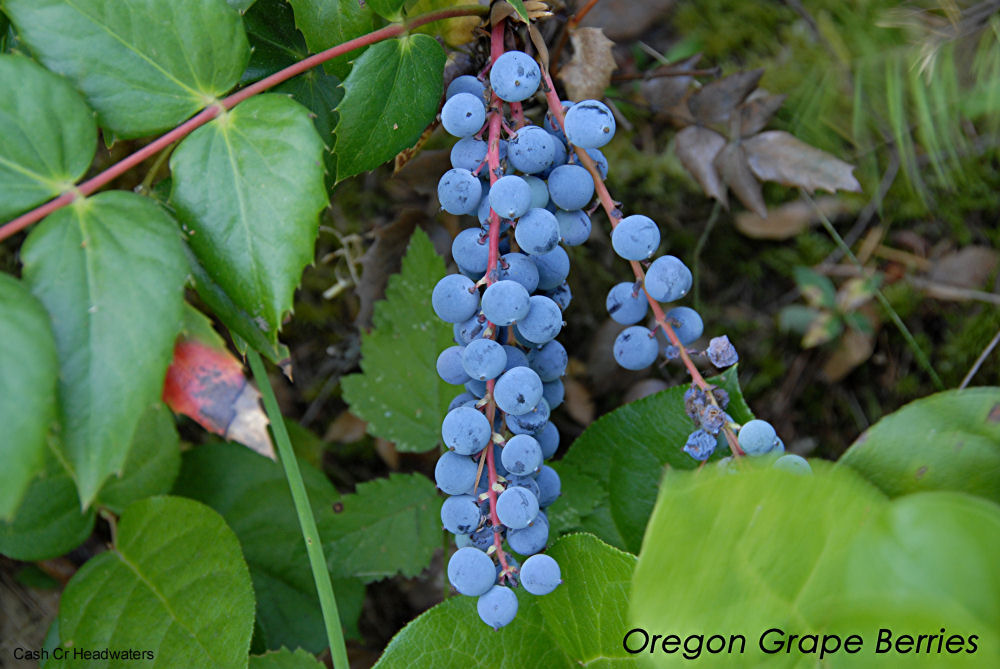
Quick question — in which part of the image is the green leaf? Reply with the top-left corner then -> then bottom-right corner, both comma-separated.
3,0 -> 249,138
839,388 -> 1000,504
250,648 -> 326,669
241,0 -> 309,84
375,534 -> 639,668
53,497 -> 255,668
505,0 -> 530,22
0,454 -> 96,561
173,442 -> 359,652
287,0 -> 375,79
227,0 -> 257,12
779,304 -> 821,335
631,464 -> 1000,667
793,266 -> 837,309
333,35 -> 445,181
171,94 -> 327,342
557,367 -> 751,551
340,227 -> 454,452
183,243 -> 290,365
0,54 -> 96,219
323,473 -> 441,582
95,403 -> 181,514
0,273 -> 58,520
21,191 -> 188,507
368,0 -> 406,21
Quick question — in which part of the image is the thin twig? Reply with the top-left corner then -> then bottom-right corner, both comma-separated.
959,328 -> 1000,389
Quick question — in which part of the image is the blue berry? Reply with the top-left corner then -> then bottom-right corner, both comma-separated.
441,494 -> 482,534
645,255 -> 692,303
508,125 -> 556,174
490,51 -> 540,102
522,175 -> 550,209
436,345 -> 470,385
547,164 -> 594,210
535,465 -> 561,507
541,282 -> 572,310
432,274 -> 479,323
527,340 -> 567,382
666,306 -> 704,345
541,379 -> 564,410
447,546 -> 495,596
514,208 -> 560,255
462,338 -> 507,381
773,454 -> 812,475
494,366 -> 543,416
481,279 -> 530,326
435,451 -> 478,495
489,175 -> 532,219
450,137 -> 487,172
496,485 -> 539,529
451,227 -> 489,277
534,421 -> 559,459
554,209 -> 591,246
564,99 -> 616,148
441,92 -> 486,138
683,429 -> 717,461
497,252 -> 540,294
533,246 -> 570,291
506,399 -> 550,433
517,296 -> 563,344
442,406 -> 491,455
613,325 -> 659,370
738,419 -> 779,456
707,335 -> 739,368
477,585 -> 518,629
501,434 -> 543,475
612,215 -> 660,260
520,554 -> 561,595
606,281 -> 648,325
506,513 -> 549,555
438,168 -> 482,215
446,75 -> 486,102
502,344 -> 529,373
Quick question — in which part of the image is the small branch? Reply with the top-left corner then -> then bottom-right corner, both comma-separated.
0,4 -> 488,243
959,328 -> 1000,389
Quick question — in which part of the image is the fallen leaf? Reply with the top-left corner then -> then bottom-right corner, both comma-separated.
324,410 -> 368,443
674,125 -> 727,206
734,196 -> 851,239
714,141 -> 766,217
623,379 -> 669,404
375,437 -> 400,470
743,130 -> 862,194
928,246 -> 999,289
563,377 -> 595,426
355,211 -> 423,327
821,313 -> 878,382
739,92 -> 786,137
688,69 -> 764,125
802,310 -> 843,348
559,28 -> 617,102
578,0 -> 675,41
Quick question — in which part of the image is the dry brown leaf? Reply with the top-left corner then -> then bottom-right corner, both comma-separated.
714,141 -> 766,217
928,246 -> 999,289
324,410 -> 368,443
674,125 -> 727,206
821,318 -> 878,382
355,211 -> 423,327
375,437 -> 400,470
743,131 -> 862,194
563,377 -> 595,426
623,379 -> 669,404
688,69 -> 764,125
559,28 -> 617,102
578,0 -> 675,41
734,196 -> 851,239
641,54 -> 700,122
739,92 -> 786,137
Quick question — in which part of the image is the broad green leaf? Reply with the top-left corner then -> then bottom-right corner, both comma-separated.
368,0 -> 406,20
21,191 -> 188,507
183,243 -> 291,365
54,497 -> 255,668
288,0 -> 375,79
839,388 -> 1000,504
557,367 -> 751,551
227,0 -> 257,11
333,35 -> 445,181
170,94 -> 327,341
4,0 -> 249,138
630,465 -> 888,668
0,273 -> 58,520
375,534 -> 639,669
250,648 -> 326,669
821,492 -> 1000,667
406,0 -> 482,47
0,455 -> 95,561
323,473 -> 441,582
0,54 -> 95,219
241,0 -> 309,85
95,403 -> 181,514
173,442 -> 360,652
340,227 -> 454,452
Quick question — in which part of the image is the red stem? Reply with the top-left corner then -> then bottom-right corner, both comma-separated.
0,4 -> 487,243
540,68 -> 744,457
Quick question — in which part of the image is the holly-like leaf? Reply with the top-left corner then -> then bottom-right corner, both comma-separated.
287,0 -> 375,79
341,227 -> 454,452
714,141 -> 767,217
173,442 -> 361,652
687,69 -> 763,125
95,403 -> 181,515
558,27 -> 617,102
170,94 -> 327,342
840,388 -> 1000,504
333,35 -> 445,182
375,534 -> 638,668
0,274 -> 58,520
743,130 -> 862,194
53,497 -> 255,668
21,191 -> 188,507
0,54 -> 96,220
674,125 -> 727,205
241,0 -> 309,84
3,0 -> 249,138
368,0 -> 406,20
557,367 -> 751,552
323,473 -> 441,582
250,648 -> 326,669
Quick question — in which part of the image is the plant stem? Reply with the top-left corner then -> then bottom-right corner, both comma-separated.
692,202 -> 722,312
804,190 -> 945,390
0,4 -> 488,243
247,350 -> 349,669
